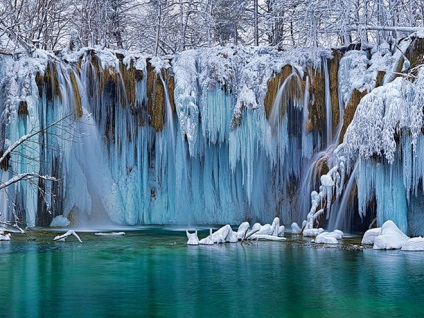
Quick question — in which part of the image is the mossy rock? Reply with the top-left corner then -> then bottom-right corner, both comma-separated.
375,71 -> 386,87
264,65 -> 292,118
339,89 -> 367,141
307,67 -> 326,132
69,72 -> 83,118
146,61 -> 175,132
44,62 -> 62,102
329,51 -> 343,136
408,37 -> 424,71
18,100 -> 28,116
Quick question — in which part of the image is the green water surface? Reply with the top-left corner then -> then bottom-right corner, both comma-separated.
0,229 -> 423,317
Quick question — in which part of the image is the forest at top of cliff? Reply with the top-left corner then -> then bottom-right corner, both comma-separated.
1,0 -> 424,56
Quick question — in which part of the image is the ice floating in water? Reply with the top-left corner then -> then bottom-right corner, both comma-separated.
53,230 -> 82,243
186,230 -> 199,245
401,237 -> 424,251
49,215 -> 71,228
372,221 -> 409,250
361,228 -> 381,245
94,232 -> 125,236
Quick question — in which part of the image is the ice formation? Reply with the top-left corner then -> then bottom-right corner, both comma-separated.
0,45 -> 330,228
1,32 -> 424,235
188,218 -> 287,245
50,215 -> 71,228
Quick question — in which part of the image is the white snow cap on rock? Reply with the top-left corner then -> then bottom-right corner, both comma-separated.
186,230 -> 199,245
401,237 -> 424,251
361,228 -> 381,245
373,220 -> 409,250
314,230 -> 344,244
303,228 -> 324,237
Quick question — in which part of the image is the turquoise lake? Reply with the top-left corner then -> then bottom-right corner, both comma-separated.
1,229 -> 423,317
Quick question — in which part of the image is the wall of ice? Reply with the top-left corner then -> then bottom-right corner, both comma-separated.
1,34 -> 424,233
0,46 -> 334,227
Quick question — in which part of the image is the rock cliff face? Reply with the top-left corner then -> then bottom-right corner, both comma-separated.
1,35 -> 424,233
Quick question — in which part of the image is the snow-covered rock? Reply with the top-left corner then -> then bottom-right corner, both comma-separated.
361,228 -> 381,245
236,222 -> 250,239
303,228 -> 324,237
211,224 -> 233,243
315,233 -> 338,244
199,229 -> 214,245
291,222 -> 302,234
0,232 -> 11,241
373,220 -> 409,250
186,230 -> 199,245
401,237 -> 424,251
250,234 -> 286,241
314,230 -> 344,244
49,215 -> 71,228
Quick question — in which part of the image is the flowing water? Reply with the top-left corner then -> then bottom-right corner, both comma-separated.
1,229 -> 423,317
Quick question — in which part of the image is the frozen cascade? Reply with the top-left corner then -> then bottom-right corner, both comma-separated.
3,39 -> 424,233
0,47 -> 330,227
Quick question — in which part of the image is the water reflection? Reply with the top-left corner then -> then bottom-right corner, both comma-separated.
0,233 -> 424,317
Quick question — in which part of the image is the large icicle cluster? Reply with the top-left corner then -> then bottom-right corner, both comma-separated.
300,34 -> 424,235
1,45 -> 329,227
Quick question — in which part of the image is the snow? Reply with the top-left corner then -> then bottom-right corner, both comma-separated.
303,228 -> 324,237
314,230 -> 343,244
186,230 -> 199,245
401,237 -> 424,251
53,230 -> 82,243
373,220 -> 409,250
0,232 -> 11,241
94,232 -> 125,236
361,228 -> 381,245
49,215 -> 70,228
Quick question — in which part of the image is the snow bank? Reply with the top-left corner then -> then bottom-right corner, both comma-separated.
361,228 -> 381,245
314,230 -> 344,244
373,220 -> 409,250
303,228 -> 324,237
401,237 -> 424,251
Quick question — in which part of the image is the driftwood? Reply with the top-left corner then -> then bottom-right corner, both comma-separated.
240,229 -> 259,245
